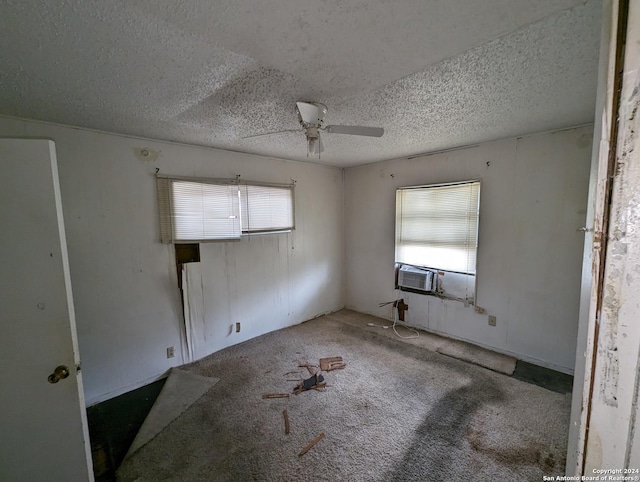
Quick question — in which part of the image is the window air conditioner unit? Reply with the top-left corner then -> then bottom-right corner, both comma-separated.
398,265 -> 434,292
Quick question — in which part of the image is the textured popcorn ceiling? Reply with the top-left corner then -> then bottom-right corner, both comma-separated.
0,0 -> 601,167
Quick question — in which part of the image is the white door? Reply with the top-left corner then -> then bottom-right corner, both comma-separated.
0,139 -> 93,481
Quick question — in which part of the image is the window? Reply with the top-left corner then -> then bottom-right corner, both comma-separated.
240,184 -> 294,234
157,176 -> 294,243
395,181 -> 480,274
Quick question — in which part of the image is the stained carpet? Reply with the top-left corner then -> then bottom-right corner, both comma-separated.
117,310 -> 571,481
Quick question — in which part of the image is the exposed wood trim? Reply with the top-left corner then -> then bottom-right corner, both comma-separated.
581,0 -> 630,473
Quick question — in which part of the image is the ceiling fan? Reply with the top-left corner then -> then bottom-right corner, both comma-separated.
244,101 -> 384,158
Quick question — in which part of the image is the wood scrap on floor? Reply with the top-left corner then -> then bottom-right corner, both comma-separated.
299,364 -> 318,375
299,432 -> 325,456
293,381 -> 327,395
292,356 -> 345,395
261,393 -> 290,399
319,356 -> 346,371
283,409 -> 290,435
293,372 -> 325,395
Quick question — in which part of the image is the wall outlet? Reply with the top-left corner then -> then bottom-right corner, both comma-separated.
488,315 -> 497,327
235,322 -> 241,333
166,346 -> 175,358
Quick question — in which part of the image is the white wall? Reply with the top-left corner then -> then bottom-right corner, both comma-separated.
0,117 -> 345,405
0,114 -> 592,403
345,126 -> 593,373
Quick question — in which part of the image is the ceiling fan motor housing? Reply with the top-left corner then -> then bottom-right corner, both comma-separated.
296,102 -> 327,128
305,127 -> 320,140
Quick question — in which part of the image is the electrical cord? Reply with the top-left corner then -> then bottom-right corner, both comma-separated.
392,302 -> 419,339
379,293 -> 419,339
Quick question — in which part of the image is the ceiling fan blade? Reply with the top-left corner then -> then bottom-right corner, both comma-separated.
242,129 -> 299,139
325,125 -> 384,137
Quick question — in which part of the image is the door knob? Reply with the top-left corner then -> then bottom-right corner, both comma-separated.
48,365 -> 70,384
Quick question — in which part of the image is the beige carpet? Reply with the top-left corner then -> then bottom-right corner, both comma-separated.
338,310 -> 517,375
117,309 -> 571,481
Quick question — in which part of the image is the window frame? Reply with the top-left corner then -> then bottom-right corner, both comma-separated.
156,174 -> 295,243
395,179 -> 481,276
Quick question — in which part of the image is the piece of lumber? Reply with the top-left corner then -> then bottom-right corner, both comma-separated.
293,382 -> 326,395
283,409 -> 290,435
299,432 -> 325,456
262,393 -> 290,399
321,356 -> 342,363
319,357 -> 345,371
299,364 -> 317,375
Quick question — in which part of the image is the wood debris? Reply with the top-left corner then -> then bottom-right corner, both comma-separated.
261,393 -> 290,399
293,369 -> 326,395
293,381 -> 326,395
299,432 -> 325,456
298,364 -> 318,375
319,356 -> 346,371
283,409 -> 290,434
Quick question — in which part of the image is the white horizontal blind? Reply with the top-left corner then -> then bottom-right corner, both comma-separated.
240,184 -> 294,233
170,180 -> 241,241
396,181 -> 480,274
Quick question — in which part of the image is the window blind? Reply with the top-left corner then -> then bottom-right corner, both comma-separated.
156,176 -> 294,243
157,177 -> 241,242
395,181 -> 480,274
240,184 -> 294,234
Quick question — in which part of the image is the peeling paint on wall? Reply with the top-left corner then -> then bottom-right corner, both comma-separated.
599,345 -> 619,406
599,72 -> 640,407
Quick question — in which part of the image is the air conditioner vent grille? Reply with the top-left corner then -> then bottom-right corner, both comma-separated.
398,265 -> 434,292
